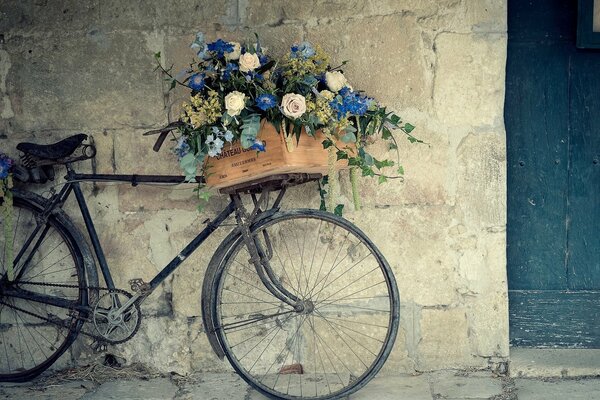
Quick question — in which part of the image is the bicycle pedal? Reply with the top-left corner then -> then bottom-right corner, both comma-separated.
129,278 -> 151,293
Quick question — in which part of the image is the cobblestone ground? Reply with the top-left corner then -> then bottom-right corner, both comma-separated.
1,366 -> 599,400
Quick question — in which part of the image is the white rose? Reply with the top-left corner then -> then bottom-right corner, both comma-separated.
238,52 -> 261,73
225,91 -> 246,116
225,42 -> 241,60
281,93 -> 306,119
325,71 -> 348,92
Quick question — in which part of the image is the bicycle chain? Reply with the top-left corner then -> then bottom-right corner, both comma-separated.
2,281 -> 141,344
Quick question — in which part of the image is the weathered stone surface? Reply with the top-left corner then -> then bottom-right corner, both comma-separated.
0,380 -> 92,399
434,32 -> 507,128
306,14 -> 432,110
352,374 -> 432,400
417,308 -> 481,370
0,0 -> 510,378
81,378 -> 177,400
347,119 -> 450,207
458,231 -> 509,358
5,32 -> 164,132
515,378 -> 600,400
431,370 -> 503,398
456,131 -> 507,228
345,206 -> 459,307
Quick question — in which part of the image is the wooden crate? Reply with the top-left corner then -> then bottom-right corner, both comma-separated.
205,121 -> 351,188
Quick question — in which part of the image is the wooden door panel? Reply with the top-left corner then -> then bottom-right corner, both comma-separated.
568,52 -> 600,290
506,42 -> 570,290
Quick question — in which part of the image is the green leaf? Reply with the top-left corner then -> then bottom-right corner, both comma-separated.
403,123 -> 415,133
198,190 -> 212,202
397,165 -> 405,175
336,150 -> 348,160
333,204 -> 344,217
374,158 -> 395,170
179,153 -> 198,182
240,115 -> 261,148
378,175 -> 388,184
154,52 -> 161,60
322,139 -> 334,149
361,151 -> 374,166
170,79 -> 177,90
341,131 -> 356,143
382,126 -> 392,140
389,114 -> 401,125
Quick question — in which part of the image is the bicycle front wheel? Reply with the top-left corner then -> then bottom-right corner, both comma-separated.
213,210 -> 399,400
0,194 -> 88,382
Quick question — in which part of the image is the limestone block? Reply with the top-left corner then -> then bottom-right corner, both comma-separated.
113,129 -> 181,175
243,0 -> 370,26
463,0 -> 507,33
417,307 -> 482,370
31,0 -> 100,32
306,14 -> 432,110
154,0 -> 231,32
188,321 -> 234,372
88,130 -> 115,174
433,33 -> 507,128
113,315 -> 193,374
458,232 -> 509,357
343,120 -> 450,207
456,132 -> 507,228
343,206 -> 459,307
0,1 -> 34,32
169,220 -> 230,317
5,32 -> 164,132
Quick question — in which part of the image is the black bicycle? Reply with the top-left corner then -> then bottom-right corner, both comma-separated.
0,133 -> 400,400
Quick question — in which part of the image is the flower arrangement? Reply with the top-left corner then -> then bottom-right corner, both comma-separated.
0,153 -> 14,280
156,33 -> 420,211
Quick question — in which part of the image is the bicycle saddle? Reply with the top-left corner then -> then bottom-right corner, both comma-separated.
17,134 -> 88,160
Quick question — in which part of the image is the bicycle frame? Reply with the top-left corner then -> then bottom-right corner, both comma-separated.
11,163 -> 301,318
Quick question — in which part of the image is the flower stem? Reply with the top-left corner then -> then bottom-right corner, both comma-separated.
350,167 -> 361,211
351,115 -> 362,211
327,145 -> 338,213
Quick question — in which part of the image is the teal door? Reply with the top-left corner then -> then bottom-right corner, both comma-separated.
506,0 -> 600,347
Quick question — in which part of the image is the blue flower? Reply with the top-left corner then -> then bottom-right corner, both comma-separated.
207,39 -> 234,58
255,94 -> 277,111
206,134 -> 225,157
174,137 -> 191,159
190,32 -> 210,60
222,63 -> 238,81
290,41 -> 315,59
188,73 -> 205,91
249,139 -> 266,152
329,90 -> 371,119
0,154 -> 13,179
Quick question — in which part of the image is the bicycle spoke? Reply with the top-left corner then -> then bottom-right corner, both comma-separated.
215,212 -> 399,400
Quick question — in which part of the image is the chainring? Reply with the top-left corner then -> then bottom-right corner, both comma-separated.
92,289 -> 142,344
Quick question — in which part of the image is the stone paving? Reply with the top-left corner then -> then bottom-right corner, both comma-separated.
1,370 -> 599,400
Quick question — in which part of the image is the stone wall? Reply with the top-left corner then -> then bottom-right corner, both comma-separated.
0,0 -> 508,374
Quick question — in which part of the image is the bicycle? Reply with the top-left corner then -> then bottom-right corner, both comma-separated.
0,133 -> 400,400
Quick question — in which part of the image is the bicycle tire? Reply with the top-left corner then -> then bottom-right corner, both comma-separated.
0,191 -> 89,382
212,209 -> 399,400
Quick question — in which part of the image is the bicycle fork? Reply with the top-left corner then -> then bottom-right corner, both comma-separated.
231,194 -> 307,313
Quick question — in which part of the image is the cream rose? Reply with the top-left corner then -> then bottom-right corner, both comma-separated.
225,42 -> 241,60
281,93 -> 306,119
325,71 -> 348,92
224,91 -> 246,116
238,52 -> 261,73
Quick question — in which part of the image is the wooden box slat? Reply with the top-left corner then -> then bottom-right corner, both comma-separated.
205,121 -> 349,188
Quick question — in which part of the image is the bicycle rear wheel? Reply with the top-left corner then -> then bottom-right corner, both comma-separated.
213,210 -> 399,400
0,194 -> 88,381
